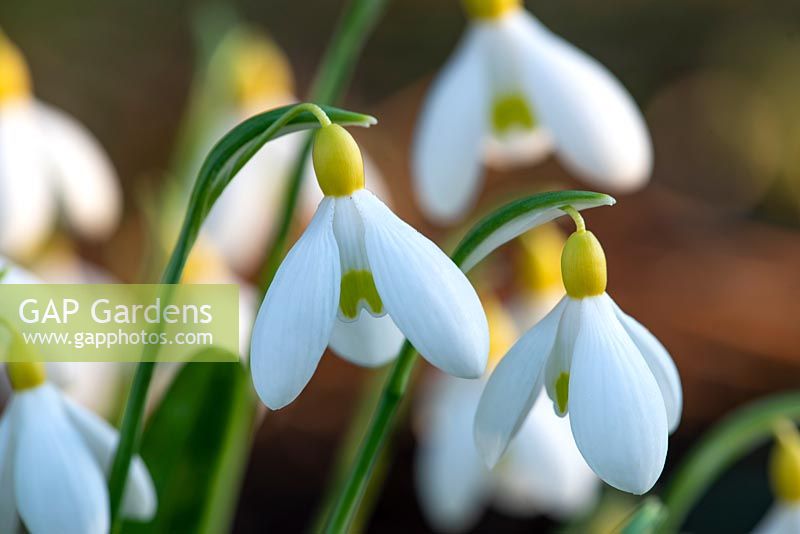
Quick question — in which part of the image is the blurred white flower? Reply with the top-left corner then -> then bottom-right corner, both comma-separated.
753,422 -> 800,534
0,255 -> 123,418
475,215 -> 681,495
251,124 -> 488,409
0,32 -> 121,259
197,29 -> 390,273
0,363 -> 155,534
415,298 -> 596,532
412,0 -> 652,223
507,222 -> 565,329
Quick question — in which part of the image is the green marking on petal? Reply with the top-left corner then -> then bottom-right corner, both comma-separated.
340,270 -> 383,319
555,372 -> 570,413
491,93 -> 536,135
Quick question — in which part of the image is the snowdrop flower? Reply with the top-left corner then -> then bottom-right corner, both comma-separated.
416,298 -> 597,532
251,121 -> 489,409
0,255 -> 122,418
199,28 -> 390,273
475,207 -> 681,494
753,421 -> 800,534
412,0 -> 652,223
0,31 -> 121,259
0,362 -> 156,533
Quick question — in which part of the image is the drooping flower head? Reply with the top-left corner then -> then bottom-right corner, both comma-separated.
753,421 -> 800,533
475,207 -> 681,495
415,296 -> 597,532
0,362 -> 156,533
412,0 -> 652,222
251,121 -> 489,409
0,31 -> 122,259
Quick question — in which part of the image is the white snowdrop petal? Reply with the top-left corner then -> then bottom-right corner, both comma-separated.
510,12 -> 652,191
62,396 -> 157,521
568,296 -> 668,494
35,102 -> 122,240
354,190 -> 488,378
328,310 -> 405,367
416,377 -> 490,532
13,384 -> 109,534
753,504 -> 800,534
412,26 -> 489,223
494,391 -> 597,519
474,298 -> 566,467
0,104 -> 56,258
250,198 -> 340,409
0,410 -> 19,532
612,301 -> 683,433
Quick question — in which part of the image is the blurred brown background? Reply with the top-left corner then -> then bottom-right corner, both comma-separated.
2,0 -> 799,531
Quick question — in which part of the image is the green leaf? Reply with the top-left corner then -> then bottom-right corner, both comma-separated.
619,498 -> 666,534
451,190 -> 615,272
658,392 -> 800,533
120,352 -> 256,534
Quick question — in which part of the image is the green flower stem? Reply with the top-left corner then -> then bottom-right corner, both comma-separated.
311,368 -> 389,532
657,392 -> 800,533
257,0 -> 389,292
323,341 -> 417,534
106,103 -> 372,528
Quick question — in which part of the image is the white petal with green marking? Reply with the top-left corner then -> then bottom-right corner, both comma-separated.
333,197 -> 384,321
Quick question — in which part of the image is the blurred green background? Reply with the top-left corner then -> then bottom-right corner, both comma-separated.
1,0 -> 799,531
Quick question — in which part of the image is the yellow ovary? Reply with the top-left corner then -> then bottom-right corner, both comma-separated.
231,32 -> 294,106
0,32 -> 31,102
517,223 -> 565,293
6,362 -> 46,391
561,230 -> 607,299
462,0 -> 521,20
770,421 -> 800,503
313,124 -> 365,197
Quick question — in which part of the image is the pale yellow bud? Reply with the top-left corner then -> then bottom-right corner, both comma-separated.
770,421 -> 800,503
0,32 -> 31,102
462,0 -> 520,20
7,362 -> 46,391
561,230 -> 607,299
312,124 -> 365,197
